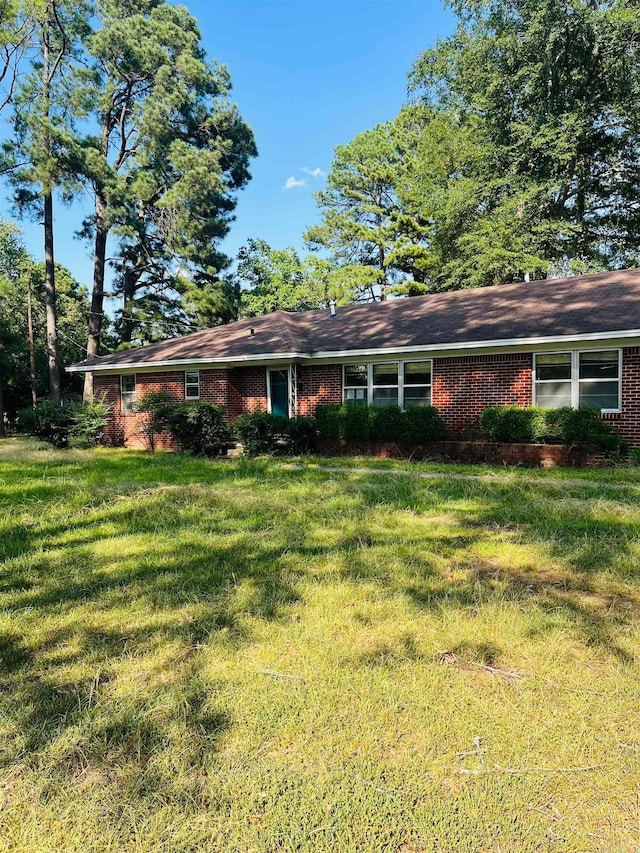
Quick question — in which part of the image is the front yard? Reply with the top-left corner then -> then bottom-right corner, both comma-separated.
1,438 -> 639,851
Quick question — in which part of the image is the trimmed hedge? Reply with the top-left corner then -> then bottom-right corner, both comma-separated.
152,402 -> 232,456
233,412 -> 316,456
19,398 -> 111,448
314,404 -> 448,444
480,405 -> 624,455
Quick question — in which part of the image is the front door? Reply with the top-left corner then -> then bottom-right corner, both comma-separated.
269,369 -> 289,417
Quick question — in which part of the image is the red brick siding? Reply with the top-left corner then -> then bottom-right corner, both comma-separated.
94,371 -> 184,449
297,365 -> 342,416
432,353 -> 533,435
94,347 -> 640,450
199,369 -> 229,406
601,347 -> 640,447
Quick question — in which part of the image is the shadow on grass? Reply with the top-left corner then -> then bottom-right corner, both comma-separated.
1,454 -> 639,772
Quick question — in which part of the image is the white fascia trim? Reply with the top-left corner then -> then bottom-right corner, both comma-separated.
66,351 -> 311,374
311,329 -> 640,360
66,328 -> 640,373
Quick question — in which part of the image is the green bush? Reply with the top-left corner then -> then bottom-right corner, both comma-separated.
343,404 -> 373,441
233,411 -> 289,456
546,407 -> 624,455
480,405 -> 625,456
314,403 -> 447,444
285,416 -> 317,455
154,402 -> 232,456
371,406 -> 404,442
400,406 -> 448,443
18,401 -> 76,448
314,405 -> 343,441
479,407 -> 547,443
232,412 -> 316,456
18,398 -> 111,448
70,396 -> 111,447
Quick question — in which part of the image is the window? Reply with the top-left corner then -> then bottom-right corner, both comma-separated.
343,361 -> 433,408
578,351 -> 619,410
344,364 -> 368,405
120,374 -> 137,413
403,361 -> 432,407
372,362 -> 398,407
534,350 -> 620,412
185,370 -> 200,400
534,353 -> 572,408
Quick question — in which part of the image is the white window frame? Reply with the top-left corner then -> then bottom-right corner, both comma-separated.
120,374 -> 137,413
342,360 -> 433,409
533,350 -> 622,413
185,369 -> 200,400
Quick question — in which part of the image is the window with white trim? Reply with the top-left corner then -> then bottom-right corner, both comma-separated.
343,361 -> 432,408
185,370 -> 200,400
534,350 -> 621,412
120,374 -> 137,413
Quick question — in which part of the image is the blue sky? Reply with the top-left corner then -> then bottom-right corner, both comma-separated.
1,0 -> 456,302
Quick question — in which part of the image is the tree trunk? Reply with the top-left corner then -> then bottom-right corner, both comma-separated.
42,15 -> 60,404
120,266 -> 142,344
27,277 -> 37,407
84,195 -> 108,401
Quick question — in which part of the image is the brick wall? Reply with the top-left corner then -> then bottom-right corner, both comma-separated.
297,365 -> 342,416
94,371 -> 184,449
601,347 -> 640,447
432,353 -> 533,435
93,347 -> 640,450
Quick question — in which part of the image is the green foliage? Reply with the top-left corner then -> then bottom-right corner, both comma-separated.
409,0 -> 640,280
314,404 -> 448,444
18,398 -> 111,448
480,406 -> 625,455
79,0 -> 256,350
18,401 -> 76,448
400,406 -> 448,443
237,239 -> 343,317
371,406 -> 405,442
232,412 -> 317,456
69,396 -> 111,447
152,402 -> 232,457
544,408 -> 625,455
0,219 -> 90,412
479,407 -> 547,444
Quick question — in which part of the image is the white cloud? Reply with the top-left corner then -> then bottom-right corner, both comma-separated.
301,166 -> 324,178
284,176 -> 307,189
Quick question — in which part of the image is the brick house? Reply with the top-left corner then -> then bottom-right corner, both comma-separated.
68,269 -> 640,448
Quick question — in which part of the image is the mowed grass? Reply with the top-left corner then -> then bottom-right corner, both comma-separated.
1,438 -> 640,852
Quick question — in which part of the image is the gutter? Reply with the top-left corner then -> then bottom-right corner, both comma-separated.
66,328 -> 640,374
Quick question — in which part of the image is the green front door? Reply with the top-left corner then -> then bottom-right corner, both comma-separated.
269,369 -> 289,417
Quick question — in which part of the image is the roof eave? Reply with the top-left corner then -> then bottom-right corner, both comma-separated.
66,328 -> 640,374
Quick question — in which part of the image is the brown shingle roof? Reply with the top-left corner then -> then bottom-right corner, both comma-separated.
69,268 -> 640,371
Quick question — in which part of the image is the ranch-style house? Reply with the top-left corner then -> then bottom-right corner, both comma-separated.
68,269 -> 640,449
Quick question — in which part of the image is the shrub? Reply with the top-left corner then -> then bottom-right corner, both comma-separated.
479,406 -> 547,443
400,406 -> 448,443
155,402 -> 232,456
70,396 -> 111,447
480,405 -> 625,457
138,391 -> 173,451
233,411 -> 289,456
343,404 -> 373,441
285,417 -> 317,455
18,401 -> 76,448
546,407 -> 624,455
314,403 -> 447,444
314,405 -> 343,441
370,406 -> 404,442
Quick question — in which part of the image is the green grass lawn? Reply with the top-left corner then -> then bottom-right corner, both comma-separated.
1,437 -> 639,852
